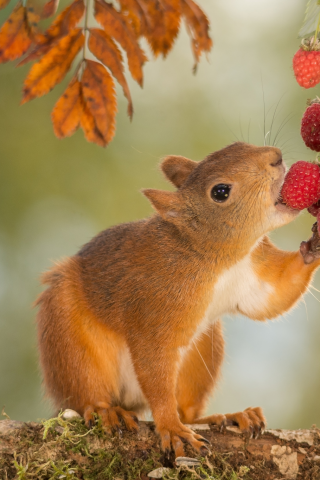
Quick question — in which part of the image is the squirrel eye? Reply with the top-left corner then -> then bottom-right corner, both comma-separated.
211,184 -> 231,202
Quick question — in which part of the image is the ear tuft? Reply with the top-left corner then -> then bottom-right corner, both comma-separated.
142,189 -> 180,220
161,155 -> 197,188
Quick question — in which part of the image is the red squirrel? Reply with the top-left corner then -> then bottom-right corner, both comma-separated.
36,142 -> 320,457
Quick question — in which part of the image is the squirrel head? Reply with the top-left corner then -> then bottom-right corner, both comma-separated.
143,142 -> 298,254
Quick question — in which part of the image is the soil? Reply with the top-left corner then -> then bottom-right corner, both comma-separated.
1,413 -> 320,480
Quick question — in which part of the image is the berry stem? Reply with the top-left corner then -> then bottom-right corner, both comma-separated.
314,13 -> 320,45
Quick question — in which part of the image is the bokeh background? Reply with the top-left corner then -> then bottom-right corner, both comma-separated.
0,0 -> 319,429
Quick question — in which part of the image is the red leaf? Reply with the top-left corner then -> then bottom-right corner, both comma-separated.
22,28 -> 84,103
51,77 -> 83,138
181,0 -> 212,70
139,0 -> 181,57
81,59 -> 117,145
0,2 -> 32,63
42,0 -> 59,19
118,0 -> 148,36
89,28 -> 133,119
94,0 -> 147,87
46,0 -> 84,38
81,99 -> 107,148
0,0 -> 10,10
18,0 -> 85,66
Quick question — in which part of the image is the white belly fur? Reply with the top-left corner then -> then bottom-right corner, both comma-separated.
118,246 -> 274,409
189,246 -> 274,346
118,346 -> 147,413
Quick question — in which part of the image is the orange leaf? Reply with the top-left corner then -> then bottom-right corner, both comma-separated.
81,59 -> 117,145
0,2 -> 32,63
139,0 -> 181,57
94,0 -> 147,87
181,0 -> 212,69
118,0 -> 148,36
42,0 -> 59,19
22,28 -> 84,104
89,28 -> 133,119
18,0 -> 84,66
46,0 -> 84,39
0,0 -> 10,10
51,77 -> 83,138
81,99 -> 107,148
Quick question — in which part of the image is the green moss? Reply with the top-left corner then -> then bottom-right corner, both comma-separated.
1,416 -> 257,480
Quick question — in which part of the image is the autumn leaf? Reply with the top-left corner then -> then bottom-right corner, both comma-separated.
139,0 -> 181,57
18,0 -> 84,66
181,0 -> 212,70
118,0 -> 149,36
89,28 -> 133,119
42,0 -> 60,19
94,0 -> 147,87
0,2 -> 32,63
81,100 -> 107,148
46,0 -> 84,39
81,59 -> 117,146
22,28 -> 84,104
51,77 -> 83,138
0,0 -> 10,10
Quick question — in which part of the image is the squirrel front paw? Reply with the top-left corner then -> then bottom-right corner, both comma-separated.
157,424 -> 210,458
300,222 -> 320,264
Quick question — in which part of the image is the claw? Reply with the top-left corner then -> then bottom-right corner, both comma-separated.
133,415 -> 139,426
199,437 -> 211,445
200,445 -> 210,456
88,419 -> 94,429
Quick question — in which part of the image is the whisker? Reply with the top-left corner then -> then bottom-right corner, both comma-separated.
193,339 -> 214,381
272,113 -> 296,147
269,94 -> 286,146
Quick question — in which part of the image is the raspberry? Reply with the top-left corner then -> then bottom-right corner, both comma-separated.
301,102 -> 320,151
281,161 -> 320,210
293,49 -> 320,88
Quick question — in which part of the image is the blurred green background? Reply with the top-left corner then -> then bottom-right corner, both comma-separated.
0,0 -> 319,430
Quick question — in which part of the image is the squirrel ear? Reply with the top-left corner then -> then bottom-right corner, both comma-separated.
142,189 -> 180,219
161,155 -> 197,188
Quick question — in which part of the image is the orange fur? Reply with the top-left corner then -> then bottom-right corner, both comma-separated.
36,142 -> 319,456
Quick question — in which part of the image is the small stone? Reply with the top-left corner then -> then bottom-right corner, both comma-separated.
268,429 -> 314,446
62,409 -> 81,420
175,457 -> 201,467
314,455 -> 320,463
0,420 -> 24,436
186,424 -> 210,431
298,447 -> 307,454
147,467 -> 171,478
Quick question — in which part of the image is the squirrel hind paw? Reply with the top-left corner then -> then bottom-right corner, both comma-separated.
158,426 -> 211,458
83,404 -> 139,432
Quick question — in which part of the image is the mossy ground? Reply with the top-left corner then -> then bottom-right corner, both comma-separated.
0,413 -> 302,480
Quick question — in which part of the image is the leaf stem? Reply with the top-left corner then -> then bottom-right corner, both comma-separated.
83,0 -> 91,60
314,12 -> 320,45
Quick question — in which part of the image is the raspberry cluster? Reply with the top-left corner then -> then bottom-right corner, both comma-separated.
292,39 -> 320,152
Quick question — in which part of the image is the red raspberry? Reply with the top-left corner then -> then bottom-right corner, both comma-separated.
281,161 -> 320,209
293,49 -> 320,88
301,103 -> 320,151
